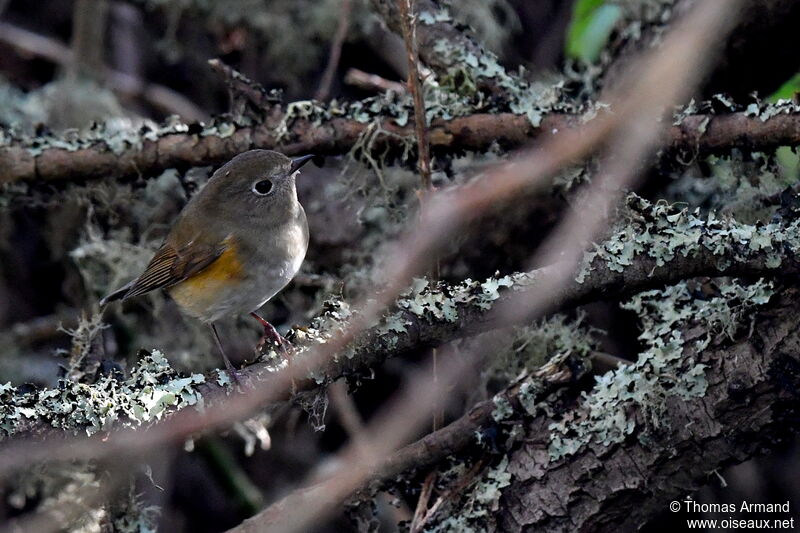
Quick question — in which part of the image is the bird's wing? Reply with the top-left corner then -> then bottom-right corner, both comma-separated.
121,237 -> 228,300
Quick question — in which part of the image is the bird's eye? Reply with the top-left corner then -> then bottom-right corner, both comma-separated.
252,179 -> 273,195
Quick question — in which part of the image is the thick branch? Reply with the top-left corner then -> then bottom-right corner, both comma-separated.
495,287 -> 800,532
2,107 -> 799,185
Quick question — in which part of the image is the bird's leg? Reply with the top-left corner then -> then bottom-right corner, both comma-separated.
250,312 -> 289,353
251,312 -> 295,393
210,323 -> 240,384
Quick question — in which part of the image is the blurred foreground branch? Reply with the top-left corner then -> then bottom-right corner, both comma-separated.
0,21 -> 207,121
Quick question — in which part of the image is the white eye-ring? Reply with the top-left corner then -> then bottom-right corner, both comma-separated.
252,179 -> 274,195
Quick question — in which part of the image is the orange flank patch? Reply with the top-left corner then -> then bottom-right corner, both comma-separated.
168,242 -> 245,318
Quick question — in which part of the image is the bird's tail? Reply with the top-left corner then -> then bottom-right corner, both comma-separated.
99,281 -> 133,307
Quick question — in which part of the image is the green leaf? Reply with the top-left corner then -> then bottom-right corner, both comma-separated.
566,1 -> 623,63
769,72 -> 800,102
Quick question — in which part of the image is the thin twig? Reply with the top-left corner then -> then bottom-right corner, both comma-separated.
344,68 -> 407,93
416,456 -> 489,529
409,471 -> 437,533
397,0 -> 441,436
315,0 -> 352,101
398,0 -> 432,190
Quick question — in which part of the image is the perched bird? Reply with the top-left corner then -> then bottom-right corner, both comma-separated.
101,149 -> 313,375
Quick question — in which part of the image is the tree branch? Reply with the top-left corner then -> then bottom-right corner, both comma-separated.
2,103 -> 799,185
494,285 -> 800,532
398,0 -> 432,190
343,68 -> 407,94
6,197 -> 800,440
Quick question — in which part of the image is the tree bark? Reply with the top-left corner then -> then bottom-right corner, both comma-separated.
496,289 -> 800,532
2,108 -> 799,185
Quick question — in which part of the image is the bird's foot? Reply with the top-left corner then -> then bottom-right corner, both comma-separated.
251,313 -> 290,356
223,359 -> 243,388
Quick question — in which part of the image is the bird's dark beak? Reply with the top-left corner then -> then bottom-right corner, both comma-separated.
290,154 -> 315,173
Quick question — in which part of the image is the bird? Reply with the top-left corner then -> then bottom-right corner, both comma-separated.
100,149 -> 313,376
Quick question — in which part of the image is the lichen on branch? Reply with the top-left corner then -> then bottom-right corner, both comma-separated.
0,350 -> 204,437
549,278 -> 774,460
7,194 -> 800,441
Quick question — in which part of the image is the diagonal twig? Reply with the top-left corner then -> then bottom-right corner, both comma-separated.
315,0 -> 352,101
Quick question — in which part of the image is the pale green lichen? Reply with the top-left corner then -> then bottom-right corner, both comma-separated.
744,98 -> 800,122
674,95 -> 800,125
419,8 -> 452,25
663,147 -> 796,224
428,37 -> 580,129
576,194 -> 800,283
516,381 -> 539,416
0,350 -> 204,437
395,271 -> 537,325
1,114 -> 242,158
8,465 -> 159,533
269,271 -> 539,389
547,278 -> 774,460
491,395 -> 513,423
419,0 -> 522,56
424,457 -> 512,532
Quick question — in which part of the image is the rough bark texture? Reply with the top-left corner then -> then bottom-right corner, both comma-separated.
496,289 -> 800,532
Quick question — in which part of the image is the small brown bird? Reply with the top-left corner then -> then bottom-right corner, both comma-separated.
101,149 -> 313,375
